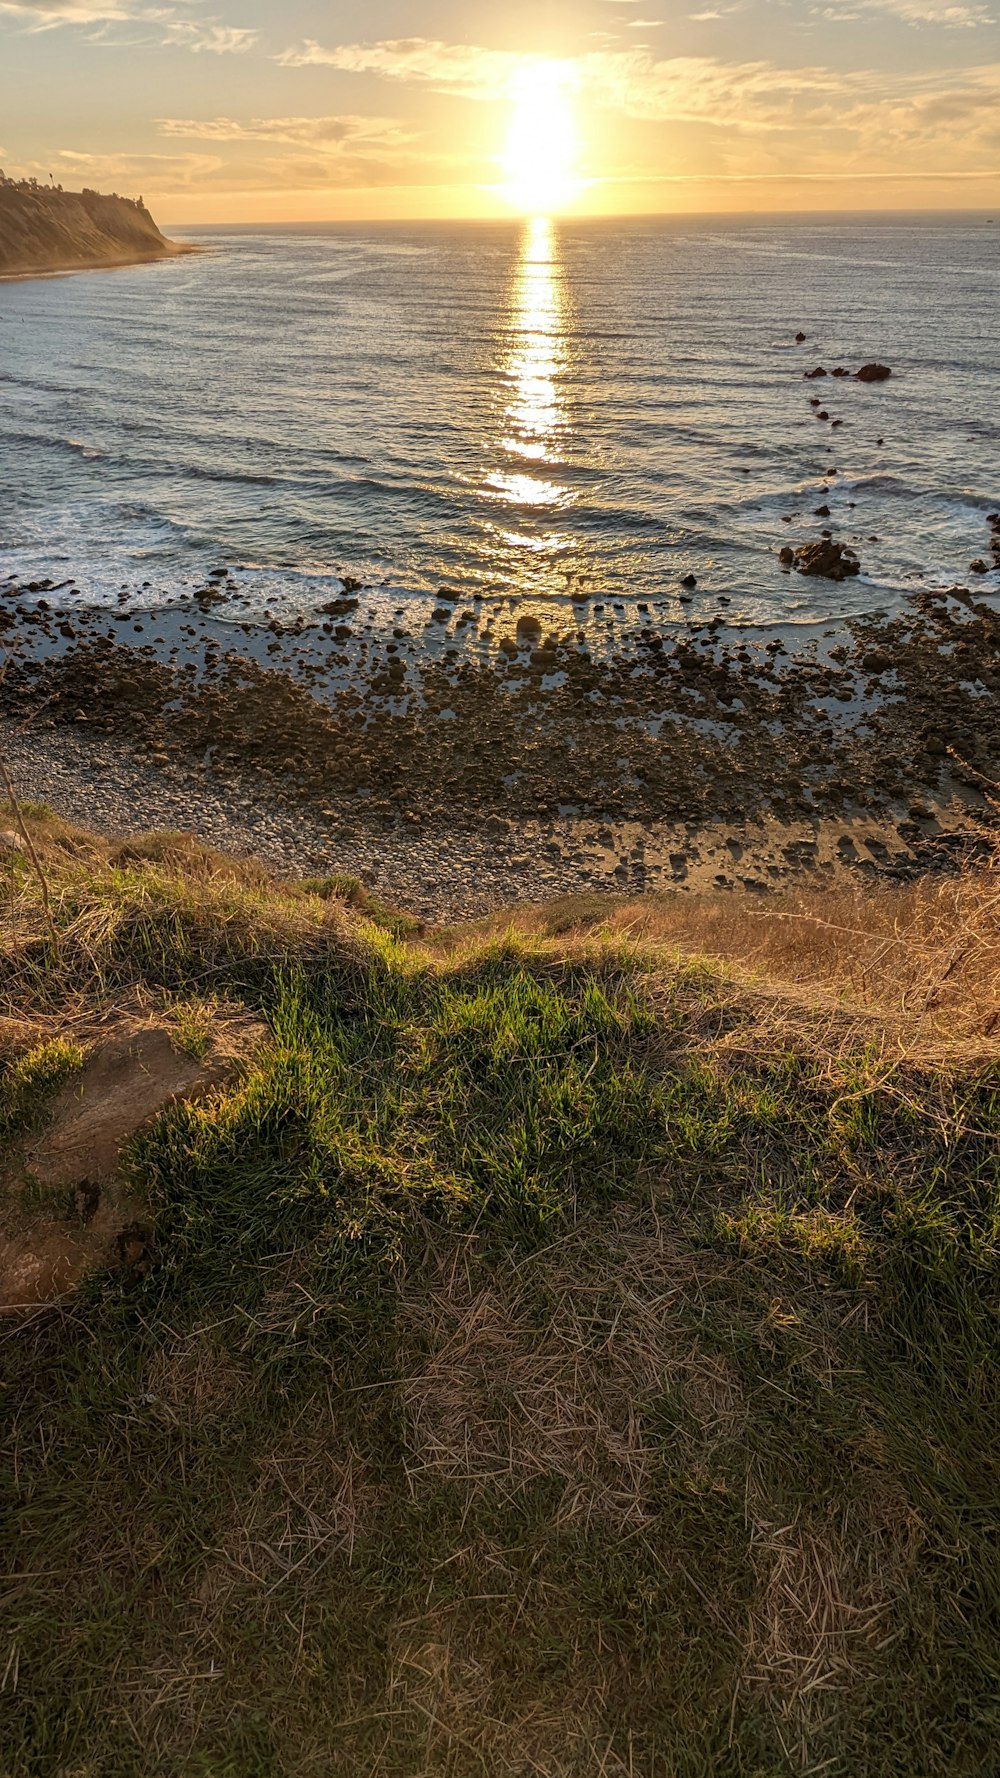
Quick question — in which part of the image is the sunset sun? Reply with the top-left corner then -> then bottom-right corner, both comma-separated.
501,59 -> 581,215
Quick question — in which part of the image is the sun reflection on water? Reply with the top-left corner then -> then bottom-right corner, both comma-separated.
503,215 -> 568,468
479,216 -> 577,600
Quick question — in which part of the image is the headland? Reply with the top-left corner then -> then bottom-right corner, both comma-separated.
0,176 -> 189,279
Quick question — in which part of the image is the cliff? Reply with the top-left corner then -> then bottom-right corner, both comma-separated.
0,179 -> 186,278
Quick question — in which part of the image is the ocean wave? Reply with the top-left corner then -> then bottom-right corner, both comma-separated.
3,215 -> 996,629
67,438 -> 107,461
182,463 -> 279,488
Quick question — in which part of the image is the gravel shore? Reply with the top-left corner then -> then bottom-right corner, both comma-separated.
2,574 -> 997,919
1,716 -> 969,923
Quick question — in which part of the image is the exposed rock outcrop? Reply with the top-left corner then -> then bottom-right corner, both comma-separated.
793,539 -> 861,581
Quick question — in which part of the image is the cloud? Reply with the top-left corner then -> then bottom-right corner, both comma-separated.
150,113 -> 434,191
18,132 -> 440,195
821,0 -> 994,21
276,38 -> 848,129
273,33 -> 1000,153
0,0 -> 134,20
158,114 -> 414,150
276,37 -> 523,96
34,147 -> 225,187
160,18 -> 256,52
0,0 -> 258,50
275,34 -> 1000,181
588,50 -> 852,125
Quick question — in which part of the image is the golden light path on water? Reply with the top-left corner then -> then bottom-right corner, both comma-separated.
483,215 -> 577,602
503,216 -> 565,467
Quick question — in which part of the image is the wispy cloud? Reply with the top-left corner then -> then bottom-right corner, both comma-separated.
276,37 -> 522,94
281,39 -> 849,130
158,114 -> 413,149
820,0 -> 994,22
275,35 -> 1000,177
160,17 -> 256,52
32,146 -> 225,185
0,0 -> 258,51
150,112 -> 434,192
21,131 -> 437,194
0,0 -> 135,21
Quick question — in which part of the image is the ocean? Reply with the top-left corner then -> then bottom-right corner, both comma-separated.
1,210 -> 998,636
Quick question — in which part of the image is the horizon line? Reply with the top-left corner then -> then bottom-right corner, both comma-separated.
161,204 -> 1000,229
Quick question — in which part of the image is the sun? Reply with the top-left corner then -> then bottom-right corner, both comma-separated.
501,59 -> 581,216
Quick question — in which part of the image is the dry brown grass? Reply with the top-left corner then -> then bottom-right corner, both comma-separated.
488,846 -> 1000,1046
398,1208 -> 745,1532
743,1489 -> 920,1773
0,803 -> 365,1026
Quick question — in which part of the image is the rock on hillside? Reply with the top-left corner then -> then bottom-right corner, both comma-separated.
0,177 -> 185,277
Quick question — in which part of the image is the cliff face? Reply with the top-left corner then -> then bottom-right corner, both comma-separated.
0,182 -> 183,278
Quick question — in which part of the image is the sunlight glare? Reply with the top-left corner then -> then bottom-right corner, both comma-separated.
485,214 -> 575,594
502,215 -> 567,465
501,60 -> 581,216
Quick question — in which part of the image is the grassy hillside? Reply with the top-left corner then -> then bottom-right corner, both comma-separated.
0,179 -> 181,277
1,808 -> 997,1776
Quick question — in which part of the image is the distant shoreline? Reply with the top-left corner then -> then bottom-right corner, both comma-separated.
0,181 -> 196,283
0,240 -> 199,284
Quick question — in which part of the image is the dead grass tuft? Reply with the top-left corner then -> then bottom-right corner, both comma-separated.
400,1211 -> 733,1530
220,1437 -> 375,1590
110,828 -> 277,886
743,1492 -> 918,1769
502,844 -> 1000,1046
144,1337 -> 250,1427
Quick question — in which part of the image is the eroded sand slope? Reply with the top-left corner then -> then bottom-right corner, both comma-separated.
0,181 -> 184,277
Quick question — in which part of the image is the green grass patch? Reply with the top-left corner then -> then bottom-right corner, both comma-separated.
1,860 -> 998,1777
0,1034 -> 84,1141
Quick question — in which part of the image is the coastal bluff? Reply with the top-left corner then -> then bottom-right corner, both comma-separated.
0,176 -> 185,277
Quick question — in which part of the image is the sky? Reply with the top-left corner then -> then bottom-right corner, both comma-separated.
1,0 -> 999,220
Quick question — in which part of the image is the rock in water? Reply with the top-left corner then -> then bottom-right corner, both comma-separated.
857,363 -> 892,383
793,540 -> 861,581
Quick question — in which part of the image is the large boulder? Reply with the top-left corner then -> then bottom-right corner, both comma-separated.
793,540 -> 861,581
857,363 -> 892,383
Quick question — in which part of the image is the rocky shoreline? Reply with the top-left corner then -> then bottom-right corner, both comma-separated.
2,568 -> 998,916
7,713 -> 982,921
